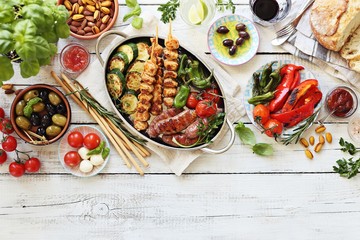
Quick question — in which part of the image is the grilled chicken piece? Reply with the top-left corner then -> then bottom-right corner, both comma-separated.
137,102 -> 151,113
139,82 -> 154,93
150,38 -> 164,56
141,73 -> 156,85
163,70 -> 177,79
144,60 -> 158,76
163,49 -> 179,60
135,111 -> 150,122
138,93 -> 153,103
165,38 -> 179,50
134,120 -> 149,131
163,87 -> 177,97
163,97 -> 174,108
163,78 -> 178,88
164,59 -> 179,71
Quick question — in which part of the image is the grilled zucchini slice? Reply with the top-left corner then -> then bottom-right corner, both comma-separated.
128,60 -> 145,73
126,72 -> 141,92
117,43 -> 138,63
108,52 -> 129,72
120,91 -> 138,114
136,42 -> 150,61
106,68 -> 125,99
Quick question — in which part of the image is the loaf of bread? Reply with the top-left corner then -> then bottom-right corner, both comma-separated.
340,26 -> 360,72
310,0 -> 360,52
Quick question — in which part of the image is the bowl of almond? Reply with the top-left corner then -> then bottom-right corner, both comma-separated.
58,0 -> 119,40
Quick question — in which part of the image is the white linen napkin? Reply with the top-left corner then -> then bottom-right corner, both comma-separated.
76,13 -> 245,175
275,0 -> 360,90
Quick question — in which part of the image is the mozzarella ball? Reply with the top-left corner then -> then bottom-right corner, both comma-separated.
78,147 -> 90,160
90,154 -> 104,166
79,160 -> 93,173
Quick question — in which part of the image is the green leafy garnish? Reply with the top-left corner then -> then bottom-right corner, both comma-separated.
123,0 -> 143,29
158,0 -> 180,24
333,157 -> 360,179
0,1 -> 70,83
235,122 -> 273,156
23,97 -> 42,118
339,137 -> 359,155
216,0 -> 236,14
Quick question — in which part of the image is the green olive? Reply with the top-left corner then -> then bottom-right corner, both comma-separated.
15,100 -> 26,116
23,90 -> 39,102
52,114 -> 67,127
46,125 -> 62,137
32,102 -> 45,113
15,116 -> 31,130
48,92 -> 62,106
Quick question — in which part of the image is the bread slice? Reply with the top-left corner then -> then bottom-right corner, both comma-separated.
348,57 -> 360,72
310,0 -> 360,51
340,26 -> 360,60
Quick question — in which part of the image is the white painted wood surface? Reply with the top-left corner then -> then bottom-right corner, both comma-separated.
0,1 -> 359,239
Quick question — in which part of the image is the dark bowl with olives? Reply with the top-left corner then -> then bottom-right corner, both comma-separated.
10,84 -> 71,145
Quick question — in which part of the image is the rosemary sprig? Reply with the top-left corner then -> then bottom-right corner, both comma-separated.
72,88 -> 146,145
280,111 -> 319,145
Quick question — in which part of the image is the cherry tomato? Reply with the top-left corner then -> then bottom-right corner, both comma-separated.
2,136 -> 17,152
0,149 -> 7,164
0,107 -> 5,119
83,133 -> 100,150
67,131 -> 84,148
202,87 -> 220,103
0,118 -> 14,134
9,162 -> 25,177
263,119 -> 283,138
186,92 -> 200,109
253,104 -> 270,125
195,100 -> 217,118
25,157 -> 41,173
64,151 -> 81,167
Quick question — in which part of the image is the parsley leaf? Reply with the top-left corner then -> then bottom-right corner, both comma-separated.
339,137 -> 359,155
333,157 -> 360,179
158,0 -> 180,24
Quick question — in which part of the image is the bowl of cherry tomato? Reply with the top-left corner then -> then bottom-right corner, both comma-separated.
58,125 -> 110,177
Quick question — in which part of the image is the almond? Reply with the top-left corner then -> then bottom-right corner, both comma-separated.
305,149 -> 313,159
100,6 -> 110,14
72,14 -> 84,21
86,5 -> 96,12
325,132 -> 332,143
315,125 -> 326,133
101,15 -> 110,24
300,138 -> 309,148
314,143 -> 323,153
101,1 -> 112,7
309,136 -> 315,145
64,0 -> 72,10
319,135 -> 325,144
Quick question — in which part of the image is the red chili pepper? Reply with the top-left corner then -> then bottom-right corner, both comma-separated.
281,79 -> 318,113
269,88 -> 290,113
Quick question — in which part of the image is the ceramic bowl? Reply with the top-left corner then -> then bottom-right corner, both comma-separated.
10,84 -> 71,145
57,0 -> 119,40
207,14 -> 259,66
325,86 -> 358,118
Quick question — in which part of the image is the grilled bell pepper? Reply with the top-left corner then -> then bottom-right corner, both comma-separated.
263,65 -> 282,93
248,91 -> 276,105
281,79 -> 318,112
269,88 -> 290,113
290,70 -> 301,90
252,72 -> 261,97
293,86 -> 322,109
178,54 -> 189,78
259,61 -> 276,88
188,60 -> 213,89
174,84 -> 191,108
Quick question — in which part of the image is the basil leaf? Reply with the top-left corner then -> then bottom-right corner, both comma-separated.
33,36 -> 50,58
14,20 -> 37,37
55,22 -> 70,38
0,56 -> 14,81
235,122 -> 256,146
252,143 -> 273,156
41,31 -> 58,44
0,3 -> 15,24
125,0 -> 138,8
131,16 -> 143,29
21,4 -> 46,27
123,4 -> 141,22
54,5 -> 69,24
15,39 -> 36,61
0,30 -> 14,54
20,59 -> 40,78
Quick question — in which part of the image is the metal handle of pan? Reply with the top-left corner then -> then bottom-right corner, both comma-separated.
95,30 -> 128,67
201,119 -> 235,154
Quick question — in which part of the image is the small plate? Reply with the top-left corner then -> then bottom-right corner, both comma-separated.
243,60 -> 322,141
207,14 -> 259,66
58,125 -> 110,177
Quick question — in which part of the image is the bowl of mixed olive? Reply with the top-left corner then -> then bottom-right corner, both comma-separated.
10,84 -> 71,145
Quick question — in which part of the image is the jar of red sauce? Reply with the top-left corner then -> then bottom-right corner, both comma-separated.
60,43 -> 90,74
325,86 -> 358,118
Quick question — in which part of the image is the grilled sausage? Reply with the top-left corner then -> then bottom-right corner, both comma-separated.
162,134 -> 199,147
147,108 -> 182,137
153,110 -> 197,136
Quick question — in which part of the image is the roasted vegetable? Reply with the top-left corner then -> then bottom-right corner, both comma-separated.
259,61 -> 276,88
173,85 -> 190,108
106,68 -> 125,99
117,43 -> 139,63
120,91 -> 138,114
108,52 -> 129,72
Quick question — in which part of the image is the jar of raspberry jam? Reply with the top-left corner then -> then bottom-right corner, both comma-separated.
60,43 -> 90,74
325,86 -> 358,118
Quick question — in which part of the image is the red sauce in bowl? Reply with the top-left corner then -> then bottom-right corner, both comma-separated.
60,43 -> 89,74
326,88 -> 354,117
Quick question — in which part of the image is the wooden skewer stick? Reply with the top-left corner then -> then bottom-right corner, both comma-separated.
168,19 -> 173,41
50,71 -> 135,171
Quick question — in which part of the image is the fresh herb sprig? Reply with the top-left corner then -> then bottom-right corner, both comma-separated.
216,0 -> 236,14
280,111 -> 319,145
333,157 -> 360,179
235,122 -> 273,156
123,0 -> 143,29
339,137 -> 360,155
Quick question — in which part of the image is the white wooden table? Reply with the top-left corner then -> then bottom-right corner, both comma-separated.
1,1 -> 359,239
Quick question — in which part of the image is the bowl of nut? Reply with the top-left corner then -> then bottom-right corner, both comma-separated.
58,0 -> 119,40
207,14 -> 259,66
10,84 -> 71,145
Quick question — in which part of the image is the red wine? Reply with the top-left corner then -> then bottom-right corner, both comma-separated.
253,0 -> 279,21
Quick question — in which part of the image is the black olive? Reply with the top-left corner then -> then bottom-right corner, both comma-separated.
236,23 -> 246,31
30,113 -> 41,126
216,26 -> 229,34
236,37 -> 245,46
41,114 -> 52,128
36,127 -> 46,137
229,45 -> 237,55
239,31 -> 250,39
39,89 -> 49,102
56,103 -> 67,115
45,103 -> 56,116
222,39 -> 234,47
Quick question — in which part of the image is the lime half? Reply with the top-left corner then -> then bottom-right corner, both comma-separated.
188,0 -> 208,25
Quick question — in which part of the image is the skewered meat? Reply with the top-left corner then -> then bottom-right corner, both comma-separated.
144,60 -> 158,76
135,111 -> 150,122
163,49 -> 179,60
164,59 -> 179,71
149,38 -> 164,56
138,93 -> 153,103
142,74 -> 156,85
134,120 -> 148,131
162,134 -> 199,147
151,109 -> 197,137
163,70 -> 177,79
163,88 -> 177,97
163,97 -> 174,108
147,108 -> 182,137
139,82 -> 154,93
165,38 -> 179,50
136,102 -> 151,113
163,78 -> 179,88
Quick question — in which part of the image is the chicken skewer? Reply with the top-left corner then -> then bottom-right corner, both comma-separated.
163,19 -> 180,108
